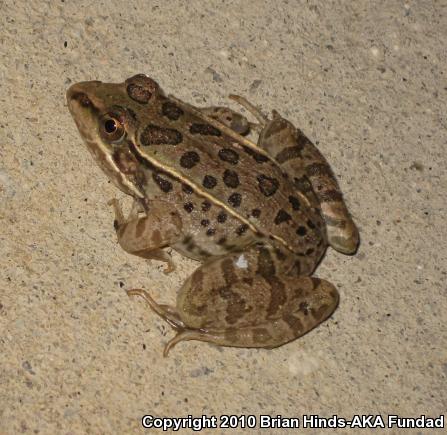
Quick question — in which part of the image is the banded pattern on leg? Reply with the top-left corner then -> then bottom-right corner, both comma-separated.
259,115 -> 359,254
110,198 -> 183,273
227,95 -> 359,254
128,245 -> 339,355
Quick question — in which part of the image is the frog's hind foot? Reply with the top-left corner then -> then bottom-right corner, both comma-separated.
126,289 -> 185,330
229,94 -> 269,126
163,329 -> 226,357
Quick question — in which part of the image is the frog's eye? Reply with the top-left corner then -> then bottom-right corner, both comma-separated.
99,114 -> 125,143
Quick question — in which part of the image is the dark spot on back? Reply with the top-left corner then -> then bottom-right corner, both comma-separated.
152,172 -> 173,193
190,123 -> 222,136
257,174 -> 279,197
228,192 -> 242,207
296,226 -> 307,236
217,212 -> 227,223
201,219 -> 210,227
288,195 -> 301,210
184,202 -> 194,213
274,209 -> 292,225
140,124 -> 182,146
180,151 -> 200,168
223,169 -> 240,188
251,209 -> 261,218
161,101 -> 184,120
218,148 -> 239,165
203,175 -> 217,189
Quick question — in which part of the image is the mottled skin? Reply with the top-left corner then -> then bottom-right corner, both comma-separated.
229,95 -> 359,254
67,74 -> 357,356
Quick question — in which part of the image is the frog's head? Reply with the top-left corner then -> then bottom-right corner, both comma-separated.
67,74 -> 164,198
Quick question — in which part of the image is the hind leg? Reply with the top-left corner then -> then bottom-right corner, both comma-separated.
229,95 -> 359,254
128,246 -> 338,355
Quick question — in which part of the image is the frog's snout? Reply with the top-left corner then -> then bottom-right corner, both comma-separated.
66,81 -> 103,112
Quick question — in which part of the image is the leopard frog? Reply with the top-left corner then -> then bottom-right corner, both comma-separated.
67,74 -> 358,355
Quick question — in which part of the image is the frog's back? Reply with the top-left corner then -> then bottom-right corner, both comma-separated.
135,94 -> 326,258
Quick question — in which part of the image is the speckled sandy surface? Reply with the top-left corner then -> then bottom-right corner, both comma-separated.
1,1 -> 446,434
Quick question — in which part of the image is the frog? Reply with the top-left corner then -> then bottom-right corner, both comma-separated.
67,74 -> 358,356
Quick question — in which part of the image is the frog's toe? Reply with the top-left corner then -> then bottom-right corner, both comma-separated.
163,329 -> 214,357
162,256 -> 176,274
127,288 -> 185,330
228,94 -> 269,124
163,328 -> 236,355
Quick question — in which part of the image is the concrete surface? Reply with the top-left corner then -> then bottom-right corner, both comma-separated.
1,0 -> 446,434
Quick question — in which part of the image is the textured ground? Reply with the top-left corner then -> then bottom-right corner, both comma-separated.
1,1 -> 446,434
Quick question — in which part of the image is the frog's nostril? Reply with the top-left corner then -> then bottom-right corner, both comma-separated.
66,81 -> 101,104
66,85 -> 92,108
71,92 -> 91,107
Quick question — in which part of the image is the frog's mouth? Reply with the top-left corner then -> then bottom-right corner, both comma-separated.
67,82 -> 144,199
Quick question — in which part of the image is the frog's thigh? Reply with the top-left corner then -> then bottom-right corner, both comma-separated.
172,249 -> 339,350
259,116 -> 359,254
113,200 -> 182,269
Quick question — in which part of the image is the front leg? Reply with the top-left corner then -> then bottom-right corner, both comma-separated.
109,198 -> 183,273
